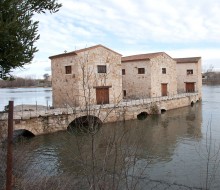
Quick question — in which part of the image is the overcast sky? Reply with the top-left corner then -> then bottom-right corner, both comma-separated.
13,0 -> 220,78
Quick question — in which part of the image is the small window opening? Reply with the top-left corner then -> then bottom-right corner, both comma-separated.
65,66 -> 72,74
122,69 -> 125,75
97,65 -> 107,73
138,68 -> 145,74
187,69 -> 193,75
162,68 -> 166,74
123,90 -> 126,97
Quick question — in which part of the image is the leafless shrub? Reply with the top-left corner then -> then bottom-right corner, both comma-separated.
195,118 -> 220,190
150,103 -> 159,114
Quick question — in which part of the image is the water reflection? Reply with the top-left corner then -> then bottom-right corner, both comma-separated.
10,102 -> 205,189
2,86 -> 220,189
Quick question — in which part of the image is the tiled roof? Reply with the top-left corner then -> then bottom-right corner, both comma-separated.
49,44 -> 122,59
174,57 -> 201,63
121,52 -> 166,62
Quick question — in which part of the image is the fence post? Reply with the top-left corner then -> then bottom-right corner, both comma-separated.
36,101 -> 38,115
6,101 -> 14,190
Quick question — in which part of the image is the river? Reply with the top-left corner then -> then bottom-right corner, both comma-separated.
1,85 -> 220,189
0,87 -> 52,111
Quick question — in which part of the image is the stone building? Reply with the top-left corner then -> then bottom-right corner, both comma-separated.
121,52 -> 177,99
175,57 -> 202,99
49,45 -> 122,108
49,44 -> 202,108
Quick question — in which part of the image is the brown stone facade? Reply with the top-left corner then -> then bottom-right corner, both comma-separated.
50,45 -> 122,108
50,44 -> 202,108
122,52 -> 177,99
175,57 -> 202,99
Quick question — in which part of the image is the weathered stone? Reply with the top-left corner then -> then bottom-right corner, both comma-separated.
0,93 -> 200,141
50,45 -> 122,108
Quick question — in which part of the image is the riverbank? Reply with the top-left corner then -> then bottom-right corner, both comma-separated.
0,77 -> 51,88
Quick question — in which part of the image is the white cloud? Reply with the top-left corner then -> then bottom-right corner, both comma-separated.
167,48 -> 220,71
14,0 -> 220,77
12,60 -> 51,79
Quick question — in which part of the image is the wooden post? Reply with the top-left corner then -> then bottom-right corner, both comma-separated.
6,101 -> 14,190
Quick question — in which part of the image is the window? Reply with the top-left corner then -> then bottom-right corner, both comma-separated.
65,66 -> 72,74
187,69 -> 193,75
97,65 -> 107,73
138,68 -> 145,74
122,69 -> 125,75
162,68 -> 166,74
123,90 -> 126,97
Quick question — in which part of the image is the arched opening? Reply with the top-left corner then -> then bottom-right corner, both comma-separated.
191,101 -> 194,107
161,109 -> 167,114
67,115 -> 102,134
137,112 -> 148,120
13,129 -> 35,142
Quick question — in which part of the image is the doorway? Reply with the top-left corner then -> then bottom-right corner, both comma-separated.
96,88 -> 109,104
185,82 -> 195,92
161,83 -> 168,96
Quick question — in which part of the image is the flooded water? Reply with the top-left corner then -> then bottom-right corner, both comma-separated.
0,87 -> 52,111
1,85 -> 220,189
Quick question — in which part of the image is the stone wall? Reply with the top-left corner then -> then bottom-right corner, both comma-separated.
0,93 -> 199,140
122,60 -> 151,99
51,55 -> 80,107
176,61 -> 202,99
51,46 -> 122,108
122,53 -> 177,99
76,46 -> 122,106
150,53 -> 177,97
197,59 -> 202,99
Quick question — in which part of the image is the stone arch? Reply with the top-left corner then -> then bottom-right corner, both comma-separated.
67,115 -> 102,133
14,129 -> 35,139
137,112 -> 148,120
160,108 -> 167,114
191,101 -> 195,107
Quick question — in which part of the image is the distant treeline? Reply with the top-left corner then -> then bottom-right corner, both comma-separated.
202,72 -> 220,85
0,77 -> 51,88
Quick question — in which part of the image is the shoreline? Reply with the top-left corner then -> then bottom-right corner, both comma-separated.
0,86 -> 52,89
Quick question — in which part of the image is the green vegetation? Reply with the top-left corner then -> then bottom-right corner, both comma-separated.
0,0 -> 62,79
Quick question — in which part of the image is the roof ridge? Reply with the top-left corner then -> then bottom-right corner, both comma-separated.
122,52 -> 169,62
49,44 -> 121,59
122,52 -> 164,58
174,57 -> 201,63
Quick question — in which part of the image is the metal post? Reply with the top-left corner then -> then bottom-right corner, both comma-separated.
22,104 -> 23,117
6,101 -> 14,190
